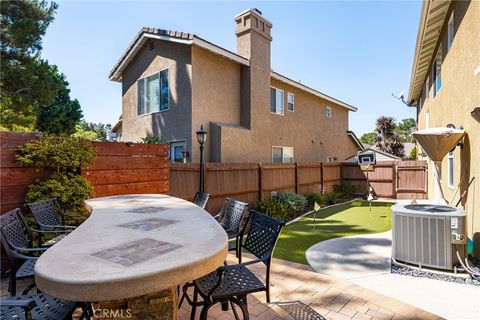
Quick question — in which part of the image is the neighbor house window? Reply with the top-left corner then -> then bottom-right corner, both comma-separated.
433,46 -> 442,97
447,12 -> 454,50
287,93 -> 294,112
170,141 -> 186,163
325,107 -> 331,118
272,146 -> 294,163
270,87 -> 284,115
448,151 -> 454,188
137,69 -> 170,115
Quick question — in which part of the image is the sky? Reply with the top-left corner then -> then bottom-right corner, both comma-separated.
41,0 -> 420,136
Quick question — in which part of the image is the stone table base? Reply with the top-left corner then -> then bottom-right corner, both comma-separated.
92,287 -> 178,319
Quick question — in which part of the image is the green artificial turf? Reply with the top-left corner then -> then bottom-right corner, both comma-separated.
274,200 -> 393,265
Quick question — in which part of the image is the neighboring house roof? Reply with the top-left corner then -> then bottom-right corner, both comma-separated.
344,148 -> 400,162
407,0 -> 451,104
109,28 -> 357,112
347,131 -> 365,150
112,118 -> 122,133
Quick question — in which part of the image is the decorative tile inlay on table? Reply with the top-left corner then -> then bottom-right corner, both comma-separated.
126,206 -> 168,213
118,218 -> 178,231
91,238 -> 182,267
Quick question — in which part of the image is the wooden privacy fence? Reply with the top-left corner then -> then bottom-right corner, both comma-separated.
342,161 -> 427,199
81,142 -> 169,197
0,132 -> 170,215
170,161 -> 427,214
169,162 -> 343,214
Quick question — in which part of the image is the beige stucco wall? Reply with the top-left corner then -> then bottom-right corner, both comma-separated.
121,40 -> 192,148
416,0 -> 480,238
190,45 -> 242,163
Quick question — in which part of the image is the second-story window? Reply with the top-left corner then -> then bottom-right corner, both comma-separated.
447,11 -> 454,50
287,93 -> 294,112
270,87 -> 284,115
137,69 -> 170,115
433,46 -> 442,97
325,106 -> 332,118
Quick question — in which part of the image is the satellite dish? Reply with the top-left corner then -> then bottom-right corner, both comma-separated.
398,91 -> 405,100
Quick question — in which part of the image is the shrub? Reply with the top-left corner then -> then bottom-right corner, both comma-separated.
16,135 -> 96,171
25,173 -> 94,211
16,135 -> 96,213
332,184 -> 356,200
253,198 -> 290,222
306,193 -> 326,207
276,192 -> 307,213
324,192 -> 338,205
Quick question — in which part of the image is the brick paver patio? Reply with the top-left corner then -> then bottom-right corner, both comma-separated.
1,254 -> 442,320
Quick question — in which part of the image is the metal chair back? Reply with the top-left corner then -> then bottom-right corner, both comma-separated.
27,198 -> 65,229
217,198 -> 248,235
242,210 -> 285,263
193,192 -> 210,209
0,208 -> 31,249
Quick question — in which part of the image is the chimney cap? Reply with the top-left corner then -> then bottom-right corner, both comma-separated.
234,8 -> 272,26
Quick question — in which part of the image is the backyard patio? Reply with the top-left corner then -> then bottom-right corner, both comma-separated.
1,254 -> 440,320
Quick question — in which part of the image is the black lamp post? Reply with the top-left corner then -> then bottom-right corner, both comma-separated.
196,125 -> 207,193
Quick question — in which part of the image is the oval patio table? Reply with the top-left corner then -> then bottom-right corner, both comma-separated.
34,194 -> 228,319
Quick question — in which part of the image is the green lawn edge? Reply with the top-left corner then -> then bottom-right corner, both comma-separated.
273,200 -> 393,265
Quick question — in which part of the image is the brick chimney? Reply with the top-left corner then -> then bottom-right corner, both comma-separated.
235,9 -> 272,130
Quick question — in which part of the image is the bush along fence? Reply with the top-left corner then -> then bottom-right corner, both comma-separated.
169,161 -> 427,214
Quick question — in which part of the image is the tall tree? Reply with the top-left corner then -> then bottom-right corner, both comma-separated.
0,0 -> 60,131
36,67 -> 83,134
395,118 -> 416,142
360,132 -> 378,146
374,116 -> 405,157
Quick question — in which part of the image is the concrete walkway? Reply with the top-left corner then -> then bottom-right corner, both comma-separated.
306,231 -> 480,320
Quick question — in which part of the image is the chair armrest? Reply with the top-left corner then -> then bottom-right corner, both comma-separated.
0,298 -> 36,309
28,227 -> 71,234
11,244 -> 48,253
11,251 -> 40,261
38,223 -> 76,230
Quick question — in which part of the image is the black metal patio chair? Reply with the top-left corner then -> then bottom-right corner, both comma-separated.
27,198 -> 75,246
184,210 -> 285,320
214,198 -> 248,258
0,208 -> 64,296
0,292 -> 78,320
192,192 -> 210,209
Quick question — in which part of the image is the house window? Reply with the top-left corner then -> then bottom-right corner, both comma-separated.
272,146 -> 294,163
325,107 -> 332,118
448,151 -> 454,188
170,141 -> 186,163
447,12 -> 454,50
287,93 -> 294,112
270,87 -> 284,115
137,69 -> 170,115
433,47 -> 442,97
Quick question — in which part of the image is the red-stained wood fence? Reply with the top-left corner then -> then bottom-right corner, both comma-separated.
81,142 -> 169,197
0,132 -> 170,215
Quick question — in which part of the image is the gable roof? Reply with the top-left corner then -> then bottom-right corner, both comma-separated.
347,131 -> 365,150
109,28 -> 357,112
344,147 -> 400,162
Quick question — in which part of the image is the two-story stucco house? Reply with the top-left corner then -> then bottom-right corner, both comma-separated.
406,0 -> 479,254
109,8 -> 362,163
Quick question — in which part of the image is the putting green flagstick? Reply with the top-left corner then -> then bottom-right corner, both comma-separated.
313,202 -> 321,228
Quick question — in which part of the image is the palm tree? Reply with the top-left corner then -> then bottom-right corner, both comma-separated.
374,116 -> 405,157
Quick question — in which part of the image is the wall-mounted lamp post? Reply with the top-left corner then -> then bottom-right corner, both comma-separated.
196,125 -> 207,193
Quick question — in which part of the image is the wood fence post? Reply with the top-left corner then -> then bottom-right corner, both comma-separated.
295,163 -> 299,194
320,162 -> 324,194
392,162 -> 397,199
203,162 -> 209,194
258,163 -> 264,201
340,163 -> 344,186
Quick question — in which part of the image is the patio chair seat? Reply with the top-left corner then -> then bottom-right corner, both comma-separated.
0,291 -> 77,320
194,264 -> 265,301
16,260 -> 36,279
